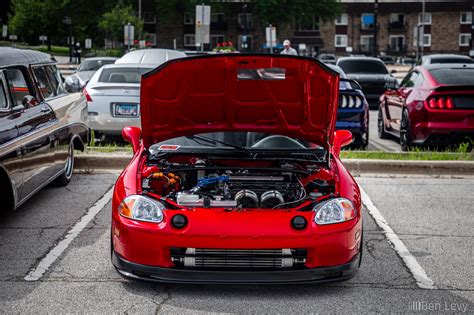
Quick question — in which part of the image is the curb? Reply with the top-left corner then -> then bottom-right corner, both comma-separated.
74,155 -> 474,175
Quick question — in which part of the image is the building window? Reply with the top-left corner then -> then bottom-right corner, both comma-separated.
211,35 -> 225,48
147,33 -> 157,46
360,35 -> 374,52
143,12 -> 156,24
184,34 -> 195,47
459,34 -> 471,46
361,13 -> 375,30
335,35 -> 348,47
335,14 -> 348,25
418,13 -> 431,25
184,13 -> 194,25
296,16 -> 319,31
422,34 -> 431,47
238,13 -> 253,29
211,12 -> 225,24
389,35 -> 405,52
460,12 -> 472,24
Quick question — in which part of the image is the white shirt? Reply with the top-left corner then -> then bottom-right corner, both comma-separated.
280,47 -> 298,56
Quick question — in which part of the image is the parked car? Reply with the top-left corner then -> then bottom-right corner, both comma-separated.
378,63 -> 474,151
329,65 -> 369,149
115,48 -> 186,65
318,53 -> 337,65
378,55 -> 396,65
111,55 -> 362,284
337,57 -> 397,109
0,47 -> 89,211
64,57 -> 117,92
418,54 -> 473,66
85,49 -> 187,140
397,57 -> 417,66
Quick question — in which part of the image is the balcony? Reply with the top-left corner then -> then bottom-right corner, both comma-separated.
388,21 -> 406,32
361,23 -> 375,32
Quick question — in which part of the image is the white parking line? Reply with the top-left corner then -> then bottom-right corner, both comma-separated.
24,187 -> 114,282
359,186 -> 437,290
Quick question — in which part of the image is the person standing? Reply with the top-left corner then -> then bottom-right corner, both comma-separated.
280,39 -> 297,55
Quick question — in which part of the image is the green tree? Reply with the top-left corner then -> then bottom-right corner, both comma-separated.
98,4 -> 144,47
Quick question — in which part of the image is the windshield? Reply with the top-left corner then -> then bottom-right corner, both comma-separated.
338,59 -> 388,74
98,67 -> 152,83
78,59 -> 115,71
430,57 -> 473,64
429,68 -> 474,85
150,132 -> 323,151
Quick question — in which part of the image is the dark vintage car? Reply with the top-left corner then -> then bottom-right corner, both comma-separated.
337,57 -> 397,109
329,65 -> 369,149
0,47 -> 89,211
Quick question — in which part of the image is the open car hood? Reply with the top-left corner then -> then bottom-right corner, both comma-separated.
140,54 -> 339,149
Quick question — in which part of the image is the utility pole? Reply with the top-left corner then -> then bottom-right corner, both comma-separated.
420,0 -> 425,57
470,3 -> 474,57
373,0 -> 378,57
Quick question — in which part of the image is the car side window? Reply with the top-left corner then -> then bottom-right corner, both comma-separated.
401,71 -> 418,88
0,74 -> 8,109
46,65 -> 67,96
33,66 -> 54,98
5,68 -> 34,106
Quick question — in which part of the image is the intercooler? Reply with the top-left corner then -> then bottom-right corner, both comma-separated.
170,248 -> 307,270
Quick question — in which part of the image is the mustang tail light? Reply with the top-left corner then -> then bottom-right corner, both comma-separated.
427,96 -> 455,110
82,88 -> 93,102
339,95 -> 363,109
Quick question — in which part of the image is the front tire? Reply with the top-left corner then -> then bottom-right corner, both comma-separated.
400,110 -> 413,152
53,143 -> 74,186
377,108 -> 389,139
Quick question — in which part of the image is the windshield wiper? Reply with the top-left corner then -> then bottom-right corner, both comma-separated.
185,135 -> 252,155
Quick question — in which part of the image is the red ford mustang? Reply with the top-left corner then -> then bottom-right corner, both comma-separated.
111,55 -> 363,284
378,64 -> 474,151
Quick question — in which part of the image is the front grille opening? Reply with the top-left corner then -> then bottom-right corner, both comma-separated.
170,248 -> 307,270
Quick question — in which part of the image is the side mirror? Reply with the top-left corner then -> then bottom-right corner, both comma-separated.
122,126 -> 142,153
22,95 -> 39,108
333,130 -> 353,157
390,69 -> 397,75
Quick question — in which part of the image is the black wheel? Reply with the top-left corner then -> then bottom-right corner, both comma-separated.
377,108 -> 389,139
53,143 -> 74,186
400,110 -> 413,152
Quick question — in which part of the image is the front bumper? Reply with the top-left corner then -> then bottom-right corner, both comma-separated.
112,251 -> 360,284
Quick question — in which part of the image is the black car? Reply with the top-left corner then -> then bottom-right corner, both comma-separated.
328,65 -> 369,149
0,47 -> 89,211
337,57 -> 397,109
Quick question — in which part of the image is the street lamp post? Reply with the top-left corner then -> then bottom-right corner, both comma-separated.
63,16 -> 73,63
373,0 -> 378,57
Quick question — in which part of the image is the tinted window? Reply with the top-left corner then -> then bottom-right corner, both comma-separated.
429,68 -> 474,85
338,59 -> 388,74
98,68 -> 152,84
78,59 -> 116,71
0,76 -> 7,108
5,68 -> 32,106
430,57 -> 473,64
45,65 -> 66,96
33,67 -> 54,98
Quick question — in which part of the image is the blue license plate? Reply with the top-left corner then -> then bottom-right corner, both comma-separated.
113,103 -> 138,117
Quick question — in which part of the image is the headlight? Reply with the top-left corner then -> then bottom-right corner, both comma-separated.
313,198 -> 356,225
118,195 -> 164,223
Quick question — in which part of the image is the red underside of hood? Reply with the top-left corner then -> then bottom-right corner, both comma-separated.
140,54 -> 339,148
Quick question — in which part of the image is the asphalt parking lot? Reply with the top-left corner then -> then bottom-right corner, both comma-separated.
1,173 -> 472,313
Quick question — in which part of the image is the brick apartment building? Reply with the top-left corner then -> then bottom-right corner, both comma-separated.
142,0 -> 473,57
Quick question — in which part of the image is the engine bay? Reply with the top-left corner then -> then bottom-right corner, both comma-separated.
141,155 -> 336,209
